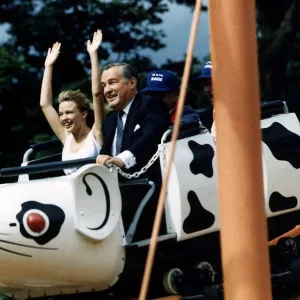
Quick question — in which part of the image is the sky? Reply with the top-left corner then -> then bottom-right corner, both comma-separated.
143,1 -> 210,65
0,1 -> 210,66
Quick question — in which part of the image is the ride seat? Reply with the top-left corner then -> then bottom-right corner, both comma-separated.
261,100 -> 288,119
165,121 -> 208,143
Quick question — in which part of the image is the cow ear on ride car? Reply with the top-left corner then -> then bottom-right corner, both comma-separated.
72,164 -> 122,241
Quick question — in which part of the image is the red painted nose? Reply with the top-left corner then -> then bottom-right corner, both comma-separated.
27,213 -> 46,233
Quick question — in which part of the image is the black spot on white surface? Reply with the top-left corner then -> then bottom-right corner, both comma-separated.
16,201 -> 65,245
269,192 -> 298,212
188,140 -> 214,178
262,122 -> 300,168
183,191 -> 215,233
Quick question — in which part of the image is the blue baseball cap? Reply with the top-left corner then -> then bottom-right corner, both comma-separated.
141,70 -> 180,93
193,61 -> 212,80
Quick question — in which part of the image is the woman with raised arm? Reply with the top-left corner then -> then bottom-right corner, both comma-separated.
40,30 -> 105,175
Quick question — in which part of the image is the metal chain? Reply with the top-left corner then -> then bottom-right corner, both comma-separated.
110,125 -> 207,179
110,144 -> 165,179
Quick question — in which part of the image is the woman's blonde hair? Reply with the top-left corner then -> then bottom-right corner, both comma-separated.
58,90 -> 94,127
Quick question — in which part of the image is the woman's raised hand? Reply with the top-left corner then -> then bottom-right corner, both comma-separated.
45,42 -> 61,67
87,30 -> 102,54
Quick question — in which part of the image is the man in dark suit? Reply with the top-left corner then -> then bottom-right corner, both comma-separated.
96,63 -> 170,239
96,62 -> 170,182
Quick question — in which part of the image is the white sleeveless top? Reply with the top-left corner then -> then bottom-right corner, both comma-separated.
62,131 -> 101,175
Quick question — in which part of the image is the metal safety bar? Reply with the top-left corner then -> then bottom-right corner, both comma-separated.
0,156 -> 97,178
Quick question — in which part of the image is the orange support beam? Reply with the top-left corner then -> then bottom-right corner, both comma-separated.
209,1 -> 272,300
152,297 -> 181,300
138,0 -> 202,299
269,225 -> 300,246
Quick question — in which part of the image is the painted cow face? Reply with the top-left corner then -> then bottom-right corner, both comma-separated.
0,201 -> 65,258
16,201 -> 65,245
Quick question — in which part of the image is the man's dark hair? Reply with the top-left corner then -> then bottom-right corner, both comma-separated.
102,62 -> 140,90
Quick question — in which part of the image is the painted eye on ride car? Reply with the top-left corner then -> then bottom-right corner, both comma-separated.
23,209 -> 50,236
16,201 -> 65,245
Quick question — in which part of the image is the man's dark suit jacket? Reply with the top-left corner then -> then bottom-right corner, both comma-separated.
101,93 -> 170,183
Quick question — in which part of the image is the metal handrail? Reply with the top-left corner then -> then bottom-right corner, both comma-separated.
0,156 -> 97,178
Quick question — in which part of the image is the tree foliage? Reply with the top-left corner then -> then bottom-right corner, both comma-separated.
0,0 -> 205,170
256,0 -> 300,118
174,0 -> 300,116
2,0 -> 300,170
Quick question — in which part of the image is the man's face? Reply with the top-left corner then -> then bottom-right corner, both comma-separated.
162,92 -> 178,110
101,66 -> 137,111
144,91 -> 177,110
203,78 -> 213,102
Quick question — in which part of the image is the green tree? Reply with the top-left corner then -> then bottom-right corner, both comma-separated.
1,0 -> 169,104
177,0 -> 300,117
0,47 -> 30,170
0,0 -> 170,168
256,0 -> 300,117
0,0 -> 209,170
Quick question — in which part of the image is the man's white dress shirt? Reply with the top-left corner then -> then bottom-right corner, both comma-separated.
111,99 -> 136,169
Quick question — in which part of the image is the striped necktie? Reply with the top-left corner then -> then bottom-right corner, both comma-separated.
116,111 -> 125,155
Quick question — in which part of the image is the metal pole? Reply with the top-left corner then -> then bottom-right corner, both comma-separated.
138,0 -> 202,299
209,1 -> 272,300
0,156 -> 97,178
152,297 -> 181,300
